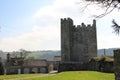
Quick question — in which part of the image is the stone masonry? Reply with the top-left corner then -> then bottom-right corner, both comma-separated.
59,18 -> 97,72
61,18 -> 97,63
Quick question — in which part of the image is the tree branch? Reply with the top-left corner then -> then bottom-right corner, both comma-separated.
112,19 -> 120,35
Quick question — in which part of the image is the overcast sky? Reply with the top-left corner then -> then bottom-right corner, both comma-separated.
0,0 -> 120,52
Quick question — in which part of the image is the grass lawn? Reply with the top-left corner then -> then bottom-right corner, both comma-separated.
0,71 -> 114,80
0,74 -> 43,80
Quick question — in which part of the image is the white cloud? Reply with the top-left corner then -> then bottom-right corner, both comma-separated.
0,0 -> 120,51
98,35 -> 120,49
32,0 -> 91,25
0,25 -> 60,51
32,0 -> 120,50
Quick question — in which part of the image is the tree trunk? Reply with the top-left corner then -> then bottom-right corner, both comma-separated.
114,49 -> 120,80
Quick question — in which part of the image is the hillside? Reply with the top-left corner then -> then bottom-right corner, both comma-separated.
27,48 -> 118,60
27,51 -> 61,60
0,51 -> 6,59
0,48 -> 119,61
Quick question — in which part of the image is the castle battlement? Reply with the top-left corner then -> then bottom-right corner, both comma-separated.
61,18 -> 73,23
71,20 -> 96,33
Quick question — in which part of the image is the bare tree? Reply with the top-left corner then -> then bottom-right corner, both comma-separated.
85,0 -> 120,8
19,49 -> 29,59
81,0 -> 120,34
11,49 -> 30,59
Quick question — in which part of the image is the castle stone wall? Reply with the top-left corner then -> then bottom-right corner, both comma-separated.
61,18 -> 97,63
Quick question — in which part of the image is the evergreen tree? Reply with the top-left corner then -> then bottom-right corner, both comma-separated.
0,62 -> 4,75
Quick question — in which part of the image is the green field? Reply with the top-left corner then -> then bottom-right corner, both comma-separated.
0,74 -> 44,80
0,71 -> 114,80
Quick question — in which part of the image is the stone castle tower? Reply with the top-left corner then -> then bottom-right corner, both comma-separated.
61,18 -> 97,63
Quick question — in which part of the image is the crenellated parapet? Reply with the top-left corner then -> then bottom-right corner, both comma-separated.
61,18 -> 73,24
73,20 -> 96,33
